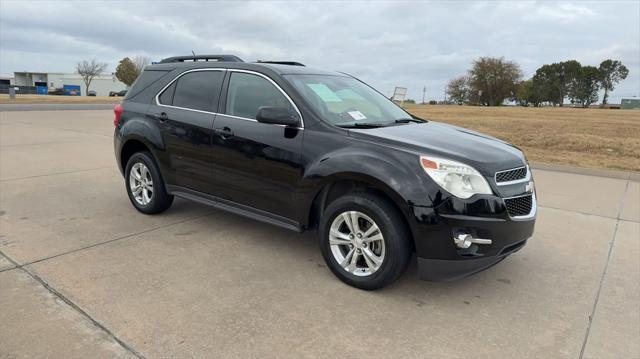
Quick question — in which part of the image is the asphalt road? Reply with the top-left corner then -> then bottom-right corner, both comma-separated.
0,109 -> 638,358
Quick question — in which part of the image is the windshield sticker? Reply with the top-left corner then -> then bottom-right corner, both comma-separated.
307,83 -> 343,102
347,110 -> 367,121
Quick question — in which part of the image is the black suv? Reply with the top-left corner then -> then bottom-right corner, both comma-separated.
114,55 -> 536,290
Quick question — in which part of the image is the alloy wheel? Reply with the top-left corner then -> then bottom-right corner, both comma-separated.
129,162 -> 153,206
329,211 -> 385,277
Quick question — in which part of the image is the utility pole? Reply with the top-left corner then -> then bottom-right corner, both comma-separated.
422,86 -> 426,104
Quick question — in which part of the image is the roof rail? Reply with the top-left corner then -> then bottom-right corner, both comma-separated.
257,60 -> 305,66
159,55 -> 244,63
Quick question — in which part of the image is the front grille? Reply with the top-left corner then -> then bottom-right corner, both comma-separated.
504,195 -> 533,217
495,166 -> 527,184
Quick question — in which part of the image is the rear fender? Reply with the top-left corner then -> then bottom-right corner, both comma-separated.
116,107 -> 167,177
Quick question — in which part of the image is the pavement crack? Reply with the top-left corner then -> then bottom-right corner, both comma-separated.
537,205 -> 620,221
0,250 -> 18,272
0,248 -> 145,358
578,179 -> 631,359
13,120 -> 112,138
538,204 -> 639,223
1,166 -> 115,182
0,211 -> 214,357
21,211 -> 214,268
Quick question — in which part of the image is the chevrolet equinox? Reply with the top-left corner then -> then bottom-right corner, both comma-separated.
113,55 -> 536,290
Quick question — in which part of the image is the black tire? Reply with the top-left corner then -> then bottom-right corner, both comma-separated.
125,151 -> 173,214
319,192 -> 412,290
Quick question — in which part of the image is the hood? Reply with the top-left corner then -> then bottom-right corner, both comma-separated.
349,121 -> 525,176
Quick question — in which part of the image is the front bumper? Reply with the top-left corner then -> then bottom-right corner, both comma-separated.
418,238 -> 528,281
409,190 -> 536,281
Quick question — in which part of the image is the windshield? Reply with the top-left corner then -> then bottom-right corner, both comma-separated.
283,74 -> 413,127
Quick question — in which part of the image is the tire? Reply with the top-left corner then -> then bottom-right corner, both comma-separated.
319,192 -> 412,290
125,151 -> 173,214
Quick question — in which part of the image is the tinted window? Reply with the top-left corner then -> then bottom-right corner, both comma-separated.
126,69 -> 169,99
225,72 -> 293,119
171,71 -> 224,112
158,81 -> 176,105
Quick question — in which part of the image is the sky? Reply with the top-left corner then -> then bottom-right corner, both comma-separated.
1,0 -> 638,103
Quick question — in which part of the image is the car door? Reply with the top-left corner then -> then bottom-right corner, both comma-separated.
210,70 -> 304,219
148,69 -> 224,194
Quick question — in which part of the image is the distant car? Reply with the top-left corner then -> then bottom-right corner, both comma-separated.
109,90 -> 128,97
48,88 -> 64,95
87,90 -> 97,96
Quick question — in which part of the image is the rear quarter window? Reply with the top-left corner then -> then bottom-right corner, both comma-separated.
125,70 -> 170,100
158,82 -> 176,105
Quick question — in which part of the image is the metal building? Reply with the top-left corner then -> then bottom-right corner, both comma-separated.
620,98 -> 640,110
12,71 -> 127,96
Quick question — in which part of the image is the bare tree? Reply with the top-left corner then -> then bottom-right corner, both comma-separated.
76,59 -> 108,96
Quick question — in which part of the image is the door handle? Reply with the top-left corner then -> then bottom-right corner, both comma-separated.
214,127 -> 234,139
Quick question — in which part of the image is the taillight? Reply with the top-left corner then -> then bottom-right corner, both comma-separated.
113,104 -> 123,127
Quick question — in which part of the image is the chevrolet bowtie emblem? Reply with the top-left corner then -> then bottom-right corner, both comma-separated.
525,181 -> 535,193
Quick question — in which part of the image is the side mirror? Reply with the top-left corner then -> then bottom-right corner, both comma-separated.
256,107 -> 300,127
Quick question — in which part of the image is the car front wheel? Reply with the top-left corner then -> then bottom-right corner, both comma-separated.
319,192 -> 411,290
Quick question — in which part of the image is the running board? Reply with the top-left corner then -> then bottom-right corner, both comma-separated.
166,185 -> 302,232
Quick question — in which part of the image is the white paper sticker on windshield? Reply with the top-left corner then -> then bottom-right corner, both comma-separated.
348,110 -> 367,121
307,83 -> 342,102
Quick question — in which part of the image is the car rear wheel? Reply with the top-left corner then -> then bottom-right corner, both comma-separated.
125,151 -> 173,214
319,192 -> 411,290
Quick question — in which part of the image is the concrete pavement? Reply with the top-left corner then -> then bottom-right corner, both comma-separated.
0,103 -> 115,112
1,110 -> 638,358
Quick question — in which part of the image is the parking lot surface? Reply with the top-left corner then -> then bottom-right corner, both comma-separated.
1,109 -> 638,358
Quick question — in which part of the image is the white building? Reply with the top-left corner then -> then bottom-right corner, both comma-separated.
13,71 -> 127,96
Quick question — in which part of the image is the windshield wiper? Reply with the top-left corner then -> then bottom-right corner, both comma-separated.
393,118 -> 424,124
336,122 -> 389,128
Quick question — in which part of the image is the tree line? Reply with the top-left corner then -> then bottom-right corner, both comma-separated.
75,56 -> 150,95
446,57 -> 628,107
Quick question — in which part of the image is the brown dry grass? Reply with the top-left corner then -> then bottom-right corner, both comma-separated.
0,94 -> 121,104
2,95 -> 638,171
405,105 -> 640,172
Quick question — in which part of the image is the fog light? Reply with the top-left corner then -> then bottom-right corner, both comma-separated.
454,234 -> 492,249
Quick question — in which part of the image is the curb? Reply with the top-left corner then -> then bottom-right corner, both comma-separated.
530,161 -> 640,182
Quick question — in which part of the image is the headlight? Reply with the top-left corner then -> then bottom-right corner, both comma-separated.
420,156 -> 493,199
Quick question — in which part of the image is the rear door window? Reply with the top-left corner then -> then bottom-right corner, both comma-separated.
161,70 -> 224,112
225,72 -> 293,119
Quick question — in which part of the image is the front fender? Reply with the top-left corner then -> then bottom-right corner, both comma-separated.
296,146 -> 436,226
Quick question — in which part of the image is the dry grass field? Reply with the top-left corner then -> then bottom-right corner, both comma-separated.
406,105 -> 640,172
1,94 -> 638,172
0,94 -> 121,104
